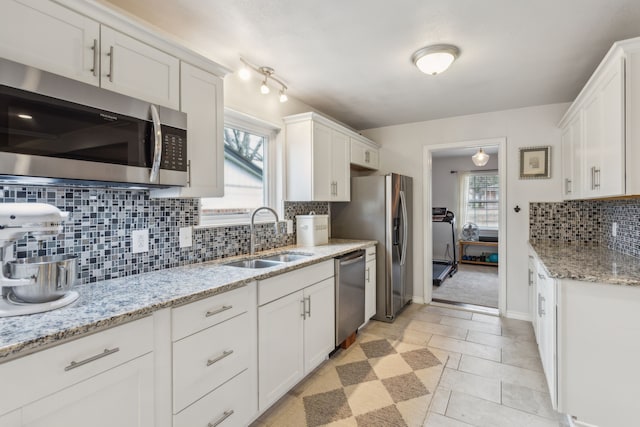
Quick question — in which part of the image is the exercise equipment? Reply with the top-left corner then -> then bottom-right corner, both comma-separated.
432,208 -> 458,286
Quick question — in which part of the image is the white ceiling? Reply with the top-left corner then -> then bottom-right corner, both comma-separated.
105,0 -> 640,130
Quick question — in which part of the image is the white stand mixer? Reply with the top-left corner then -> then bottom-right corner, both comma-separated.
0,203 -> 79,317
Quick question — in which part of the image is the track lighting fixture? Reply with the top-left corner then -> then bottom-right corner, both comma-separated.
239,57 -> 289,102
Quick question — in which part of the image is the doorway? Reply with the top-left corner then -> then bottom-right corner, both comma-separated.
423,138 -> 507,314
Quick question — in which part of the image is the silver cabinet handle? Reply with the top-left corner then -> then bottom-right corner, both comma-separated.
366,267 -> 370,282
538,273 -> 545,280
106,46 -> 114,82
149,104 -> 162,183
528,269 -> 533,286
208,410 -> 234,427
305,296 -> 311,317
206,349 -> 233,367
540,295 -> 546,316
90,39 -> 98,76
365,151 -> 370,163
205,305 -> 232,317
301,299 -> 306,319
65,347 -> 120,371
565,178 -> 572,194
594,168 -> 601,189
537,293 -> 542,317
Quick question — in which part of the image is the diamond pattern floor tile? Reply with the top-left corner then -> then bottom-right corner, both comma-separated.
335,360 -> 378,386
303,389 -> 352,427
382,372 -> 429,403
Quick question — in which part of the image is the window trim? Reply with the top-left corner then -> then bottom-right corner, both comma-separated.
199,109 -> 281,227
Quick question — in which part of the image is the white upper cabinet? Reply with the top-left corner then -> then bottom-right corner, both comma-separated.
284,112 -> 375,202
156,62 -> 223,198
0,0 -> 100,86
560,113 -> 582,199
350,135 -> 380,170
559,38 -> 640,199
100,26 -> 179,109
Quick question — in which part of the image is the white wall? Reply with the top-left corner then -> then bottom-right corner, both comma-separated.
432,154 -> 499,260
362,103 -> 568,317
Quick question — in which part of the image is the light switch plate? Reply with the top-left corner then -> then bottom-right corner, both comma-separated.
179,226 -> 193,248
286,220 -> 294,234
132,229 -> 149,253
612,222 -> 617,237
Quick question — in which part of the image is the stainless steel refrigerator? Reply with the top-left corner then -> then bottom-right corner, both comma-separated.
331,174 -> 413,322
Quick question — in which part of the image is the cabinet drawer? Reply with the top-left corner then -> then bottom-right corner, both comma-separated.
0,316 -> 153,415
174,369 -> 252,427
173,313 -> 250,413
365,246 -> 376,260
172,285 -> 249,341
258,260 -> 334,306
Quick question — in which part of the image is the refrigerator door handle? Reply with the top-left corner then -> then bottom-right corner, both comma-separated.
399,190 -> 408,266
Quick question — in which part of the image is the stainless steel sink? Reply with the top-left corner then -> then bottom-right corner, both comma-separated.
259,252 -> 312,263
223,252 -> 312,268
224,259 -> 284,269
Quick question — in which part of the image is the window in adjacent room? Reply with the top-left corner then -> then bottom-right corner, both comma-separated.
200,111 -> 279,225
459,172 -> 499,229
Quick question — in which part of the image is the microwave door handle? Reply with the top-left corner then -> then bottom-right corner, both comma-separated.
149,104 -> 162,183
399,190 -> 408,266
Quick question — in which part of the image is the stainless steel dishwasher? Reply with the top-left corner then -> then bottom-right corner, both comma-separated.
335,250 -> 365,346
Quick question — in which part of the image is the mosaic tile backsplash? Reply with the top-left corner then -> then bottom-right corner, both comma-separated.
0,185 -> 328,284
530,199 -> 640,258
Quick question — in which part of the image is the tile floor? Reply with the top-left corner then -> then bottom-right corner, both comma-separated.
253,303 -> 566,427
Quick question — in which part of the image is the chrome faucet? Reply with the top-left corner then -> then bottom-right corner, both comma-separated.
250,207 -> 280,255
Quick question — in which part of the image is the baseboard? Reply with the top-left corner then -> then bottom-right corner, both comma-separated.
505,310 -> 531,321
412,296 -> 425,304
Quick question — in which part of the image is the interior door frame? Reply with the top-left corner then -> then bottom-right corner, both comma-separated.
423,137 -> 507,315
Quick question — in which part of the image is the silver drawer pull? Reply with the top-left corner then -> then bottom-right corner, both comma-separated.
65,347 -> 120,371
205,305 -> 232,317
208,410 -> 234,427
206,350 -> 233,367
537,273 -> 545,280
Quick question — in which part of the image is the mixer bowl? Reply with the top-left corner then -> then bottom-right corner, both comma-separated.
7,254 -> 78,303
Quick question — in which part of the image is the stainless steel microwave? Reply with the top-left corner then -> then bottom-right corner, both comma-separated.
0,57 -> 187,187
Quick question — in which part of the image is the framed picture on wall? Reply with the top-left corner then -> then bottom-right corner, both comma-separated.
519,146 -> 551,179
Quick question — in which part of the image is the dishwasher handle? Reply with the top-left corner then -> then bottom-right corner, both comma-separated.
336,251 -> 365,266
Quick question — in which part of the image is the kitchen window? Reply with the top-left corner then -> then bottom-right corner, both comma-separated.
458,172 -> 499,230
200,110 -> 280,225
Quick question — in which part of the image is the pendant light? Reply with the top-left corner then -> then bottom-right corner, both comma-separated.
472,148 -> 490,166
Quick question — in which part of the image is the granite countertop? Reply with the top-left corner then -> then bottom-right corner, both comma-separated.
529,240 -> 640,286
0,239 -> 375,363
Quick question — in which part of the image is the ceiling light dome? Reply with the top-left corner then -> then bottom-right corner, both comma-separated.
412,44 -> 460,75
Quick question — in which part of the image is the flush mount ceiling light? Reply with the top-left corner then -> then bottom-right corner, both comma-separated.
472,148 -> 490,166
412,44 -> 460,75
239,57 -> 288,102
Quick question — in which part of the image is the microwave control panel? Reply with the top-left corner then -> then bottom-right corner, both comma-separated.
161,132 -> 187,171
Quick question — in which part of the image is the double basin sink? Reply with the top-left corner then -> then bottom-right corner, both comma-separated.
224,252 -> 312,269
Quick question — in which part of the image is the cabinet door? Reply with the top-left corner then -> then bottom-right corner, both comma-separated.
365,259 -> 377,321
350,138 -> 379,170
258,291 -> 305,411
0,0 -> 99,86
528,254 -> 538,338
177,62 -> 224,197
582,57 -> 625,198
311,122 -> 333,200
21,354 -> 154,427
331,130 -> 351,201
303,278 -> 335,374
561,114 -> 582,199
541,275 -> 557,407
100,26 -> 179,109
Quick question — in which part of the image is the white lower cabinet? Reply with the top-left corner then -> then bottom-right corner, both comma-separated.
364,246 -> 377,323
0,316 -> 154,426
21,353 -> 154,427
257,261 -> 335,411
171,283 -> 257,426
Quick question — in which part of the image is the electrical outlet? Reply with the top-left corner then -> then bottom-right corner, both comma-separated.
132,229 -> 149,254
179,226 -> 193,248
286,219 -> 294,234
612,222 -> 618,237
